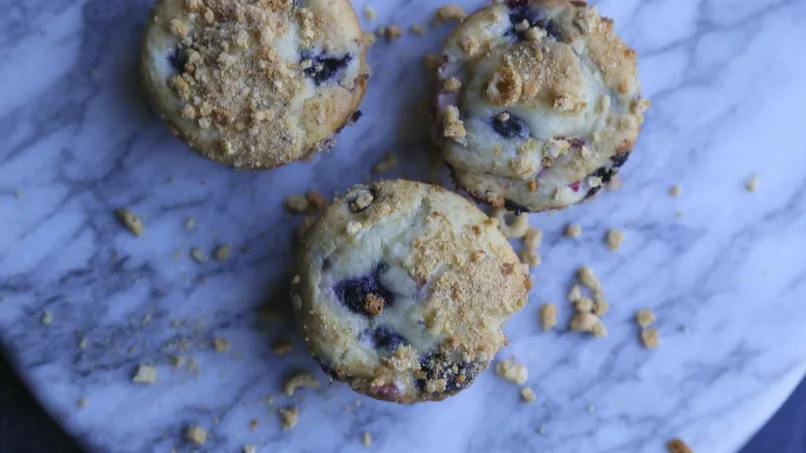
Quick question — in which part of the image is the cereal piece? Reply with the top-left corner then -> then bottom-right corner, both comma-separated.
577,266 -> 601,292
116,209 -> 144,237
362,432 -> 372,447
605,229 -> 624,251
746,175 -> 759,192
280,407 -> 299,430
443,105 -> 466,139
132,365 -> 158,384
409,25 -> 426,35
346,220 -> 363,236
363,6 -> 376,21
486,66 -> 522,106
190,247 -> 207,263
41,311 -> 52,326
667,439 -> 693,453
372,152 -> 398,174
564,223 -> 582,238
271,339 -> 292,355
641,328 -> 660,348
669,185 -> 682,197
567,285 -> 582,302
496,360 -> 528,385
575,297 -> 593,313
363,31 -> 377,47
491,208 -> 529,238
443,77 -> 462,92
184,425 -> 207,445
305,190 -> 328,211
384,25 -> 403,41
636,309 -> 656,328
364,293 -> 385,315
539,304 -> 557,331
435,5 -> 467,23
520,249 -> 541,267
168,18 -> 189,38
285,194 -> 310,213
592,300 -> 609,317
214,245 -> 231,261
520,387 -> 537,403
524,227 -> 543,249
284,371 -> 320,396
570,312 -> 605,336
213,337 -> 230,352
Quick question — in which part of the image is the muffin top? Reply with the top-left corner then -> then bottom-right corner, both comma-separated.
140,0 -> 367,168
437,0 -> 649,211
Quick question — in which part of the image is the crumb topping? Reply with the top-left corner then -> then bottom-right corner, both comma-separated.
641,328 -> 660,348
435,5 -> 467,23
521,387 -> 537,403
184,425 -> 207,445
667,439 -> 694,453
636,308 -> 656,328
564,224 -> 582,238
540,303 -> 557,331
605,229 -> 623,251
496,360 -> 528,384
280,407 -> 299,430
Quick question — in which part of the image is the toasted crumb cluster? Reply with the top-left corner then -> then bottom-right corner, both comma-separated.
540,303 -> 557,331
567,267 -> 609,337
605,229 -> 624,251
184,425 -> 208,445
496,360 -> 528,384
667,439 -> 694,453
637,308 -> 660,348
140,0 -> 368,169
520,386 -> 537,402
435,5 -> 467,23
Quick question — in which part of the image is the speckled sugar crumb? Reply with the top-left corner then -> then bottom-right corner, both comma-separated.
434,4 -> 467,23
213,337 -> 230,352
606,229 -> 624,251
213,245 -> 231,260
372,151 -> 398,174
669,185 -> 682,197
271,339 -> 292,355
520,387 -> 537,403
567,285 -> 582,302
539,304 -> 557,331
641,328 -> 660,348
41,311 -> 53,326
496,360 -> 528,385
564,224 -> 582,238
285,194 -> 310,213
363,6 -> 376,21
284,371 -> 320,396
280,407 -> 299,430
636,309 -> 656,328
667,439 -> 694,453
746,175 -> 760,192
132,365 -> 158,384
184,425 -> 207,445
362,432 -> 372,447
115,209 -> 144,237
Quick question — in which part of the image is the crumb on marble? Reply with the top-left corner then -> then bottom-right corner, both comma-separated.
606,229 -> 624,251
520,387 -> 536,403
495,360 -> 528,385
363,31 -> 377,47
78,337 -> 88,349
115,208 -> 144,237
587,404 -> 596,413
520,249 -> 541,267
363,6 -> 376,21
636,309 -> 656,328
383,25 -> 403,41
409,25 -> 426,35
185,217 -> 196,229
667,438 -> 693,453
641,328 -> 660,349
593,300 -> 609,317
169,355 -> 185,369
213,337 -> 230,353
578,266 -> 602,294
285,194 -> 309,213
423,53 -> 442,69
434,4 -> 467,23
539,304 -> 557,331
575,297 -> 594,313
279,407 -> 299,430
271,339 -> 292,355
190,247 -> 208,263
284,371 -> 320,396
132,365 -> 158,384
305,190 -> 329,211
669,185 -> 682,197
41,311 -> 52,326
243,445 -> 257,453
567,285 -> 582,302
524,227 -> 543,249
746,174 -> 759,192
214,245 -> 231,261
570,312 -> 607,337
362,432 -> 372,447
564,223 -> 582,238
184,425 -> 207,445
372,151 -> 398,174
77,398 -> 88,407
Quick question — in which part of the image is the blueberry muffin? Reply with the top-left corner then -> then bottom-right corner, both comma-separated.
292,180 -> 529,403
436,0 -> 649,213
140,0 -> 368,169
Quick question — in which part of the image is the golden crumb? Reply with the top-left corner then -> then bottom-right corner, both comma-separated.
746,175 -> 759,192
409,25 -> 426,35
486,66 -> 523,106
363,31 -> 377,47
424,53 -> 442,69
214,245 -> 231,260
364,293 -> 385,315
285,194 -> 309,213
132,365 -> 157,384
184,425 -> 207,445
41,311 -> 52,326
280,407 -> 299,430
520,249 -> 541,267
575,297 -> 594,313
570,312 -> 606,337
593,300 -> 609,317
443,77 -> 462,92
641,328 -> 660,348
362,432 -> 372,447
564,224 -> 582,238
346,220 -> 363,236
669,185 -> 682,197
540,304 -> 557,331
372,151 -> 399,174
496,360 -> 528,385
363,6 -> 376,21
578,266 -> 602,293
521,387 -> 537,403
284,371 -> 320,396
606,229 -> 624,251
435,5 -> 467,23
443,105 -> 466,139
524,227 -> 543,249
213,337 -> 230,352
116,209 -> 144,237
271,339 -> 292,355
667,439 -> 694,453
636,309 -> 656,328
77,398 -> 88,407
168,18 -> 189,38
567,285 -> 582,302
384,25 -> 403,41
305,190 -> 328,211
190,247 -> 207,263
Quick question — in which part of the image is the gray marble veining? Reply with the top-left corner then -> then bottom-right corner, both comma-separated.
1,0 -> 806,452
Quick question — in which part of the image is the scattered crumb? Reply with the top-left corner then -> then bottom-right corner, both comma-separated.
41,311 -> 53,326
636,309 -> 656,328
587,404 -> 596,413
676,211 -> 685,218
383,25 -> 403,41
641,328 -> 660,348
607,174 -> 623,191
213,337 -> 230,353
578,266 -> 602,293
184,425 -> 207,445
605,229 -> 624,251
285,194 -> 309,213
346,220 -> 363,236
537,426 -> 546,434
213,245 -> 231,261
306,190 -> 328,211
524,227 -> 543,249
520,387 -> 536,403
564,223 -> 582,238
496,360 -> 528,385
409,25 -> 426,35
363,31 -> 377,47
539,304 -> 557,331
746,175 -> 759,192
284,371 -> 320,396
78,338 -> 88,349
14,190 -> 22,199
362,432 -> 372,447
520,249 -> 541,267
190,247 -> 208,263
423,53 -> 441,69
669,185 -> 682,198
593,300 -> 609,317
271,339 -> 292,355
372,151 -> 398,174
132,365 -> 158,384
115,209 -> 144,237
362,6 -> 376,21
243,445 -> 257,453
667,438 -> 693,453
169,355 -> 185,369
491,208 -> 529,238
443,77 -> 462,92
279,407 -> 299,430
171,251 -> 183,260
434,4 -> 467,23
575,297 -> 594,313
567,285 -> 582,302
570,312 -> 607,337
77,398 -> 88,407
185,217 -> 196,229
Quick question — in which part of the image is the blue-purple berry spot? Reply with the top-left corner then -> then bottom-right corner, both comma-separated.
416,353 -> 479,393
371,327 -> 408,353
168,48 -> 188,73
491,113 -> 530,140
333,274 -> 392,315
301,51 -> 353,85
506,2 -> 562,41
585,151 -> 632,199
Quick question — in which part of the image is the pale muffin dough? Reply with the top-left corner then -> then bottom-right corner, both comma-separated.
140,0 -> 368,169
292,180 -> 529,403
436,0 -> 649,212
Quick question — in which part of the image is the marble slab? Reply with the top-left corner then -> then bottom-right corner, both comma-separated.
2,0 -> 806,452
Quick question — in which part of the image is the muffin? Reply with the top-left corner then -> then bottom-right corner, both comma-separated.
292,180 -> 529,403
435,0 -> 649,213
140,0 -> 368,169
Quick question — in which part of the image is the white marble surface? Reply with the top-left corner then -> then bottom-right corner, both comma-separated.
1,0 -> 806,452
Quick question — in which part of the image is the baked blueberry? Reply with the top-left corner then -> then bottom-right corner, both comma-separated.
506,3 -> 562,41
333,273 -> 392,315
491,113 -> 530,140
371,327 -> 408,353
301,52 -> 353,85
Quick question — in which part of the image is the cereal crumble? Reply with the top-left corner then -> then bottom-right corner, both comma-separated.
540,303 -> 557,331
496,360 -> 528,385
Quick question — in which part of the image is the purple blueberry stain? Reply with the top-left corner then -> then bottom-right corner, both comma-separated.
332,263 -> 392,315
584,152 -> 632,199
505,1 -> 562,41
168,47 -> 188,73
491,112 -> 530,140
417,353 -> 479,393
371,326 -> 408,353
504,199 -> 530,215
301,51 -> 353,85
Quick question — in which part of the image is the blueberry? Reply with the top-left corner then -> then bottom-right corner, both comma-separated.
168,48 -> 188,73
491,113 -> 530,140
371,327 -> 408,353
332,264 -> 392,315
584,152 -> 632,199
416,353 -> 479,393
506,2 -> 562,41
314,357 -> 341,380
504,199 -> 530,215
301,51 -> 353,85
